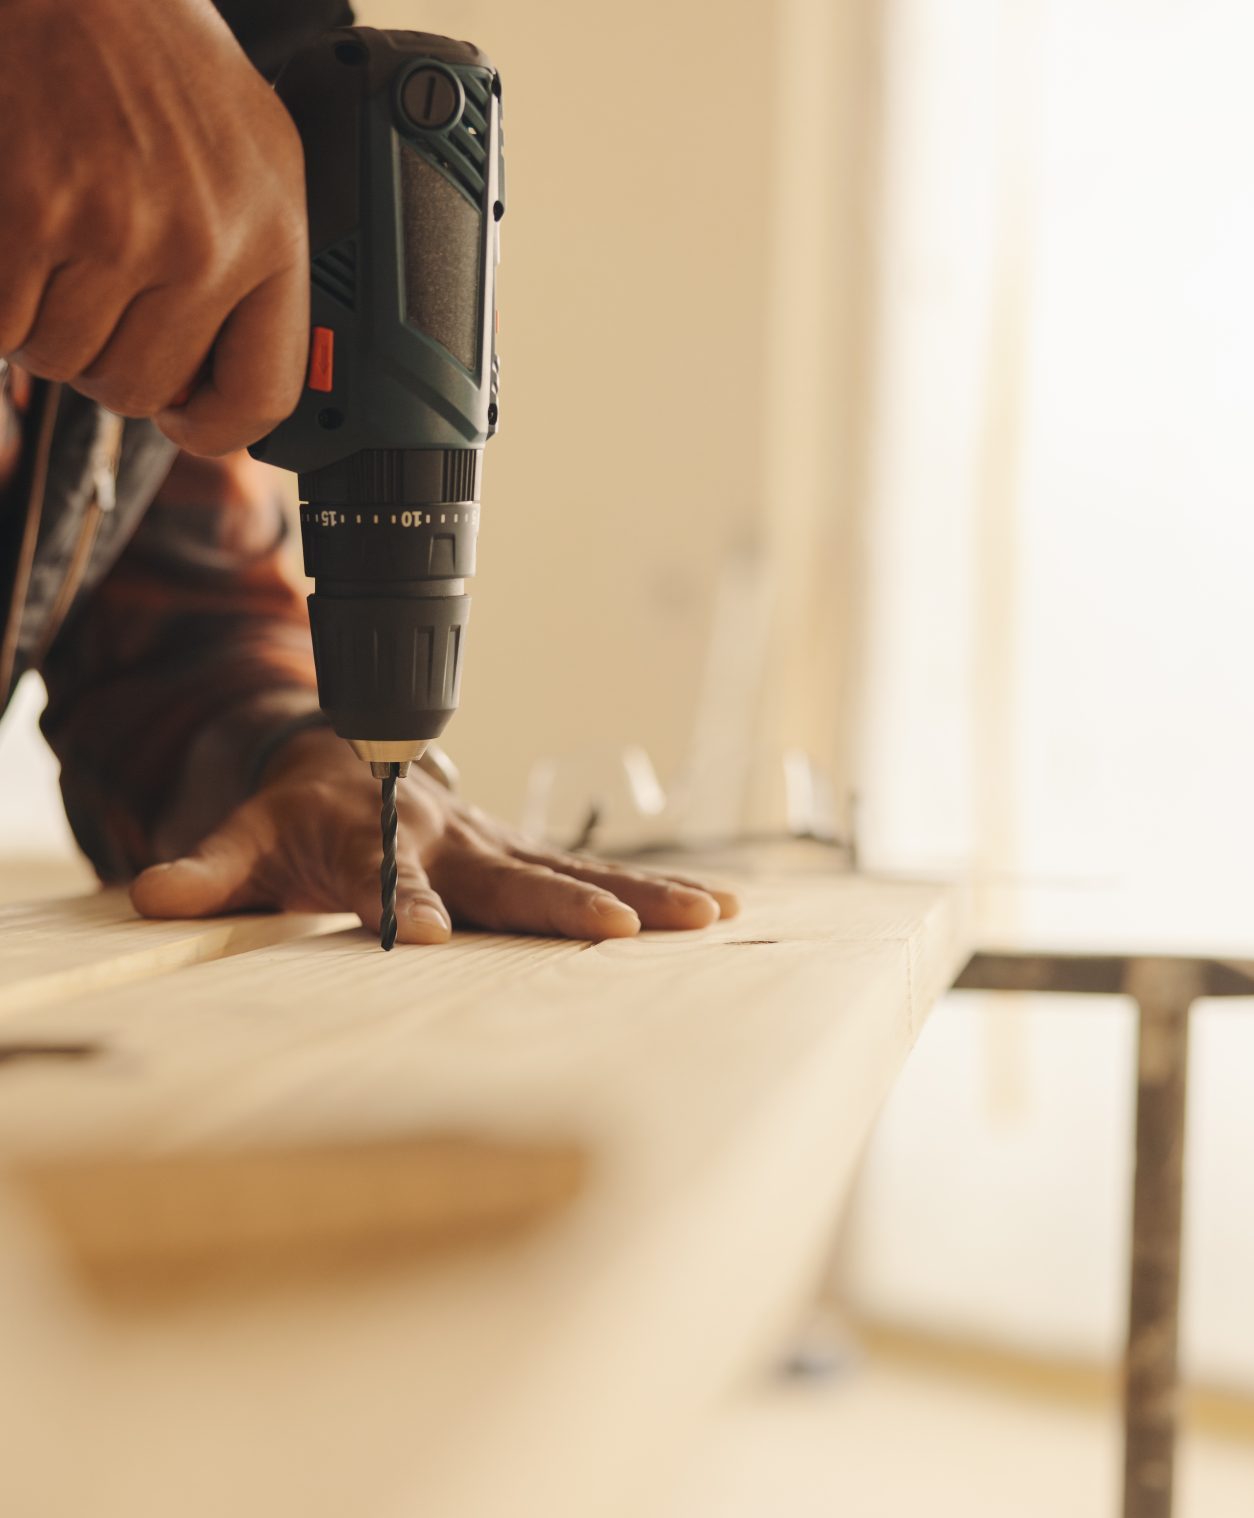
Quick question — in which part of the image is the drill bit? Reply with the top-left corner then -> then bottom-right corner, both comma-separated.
379,764 -> 400,951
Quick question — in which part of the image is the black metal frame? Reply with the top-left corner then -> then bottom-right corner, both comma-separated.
954,952 -> 1254,1518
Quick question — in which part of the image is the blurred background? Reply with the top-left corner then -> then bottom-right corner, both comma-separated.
4,0 -> 1253,1511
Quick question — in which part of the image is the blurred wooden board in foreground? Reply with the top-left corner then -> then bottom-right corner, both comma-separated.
17,1136 -> 586,1299
0,857 -> 965,1518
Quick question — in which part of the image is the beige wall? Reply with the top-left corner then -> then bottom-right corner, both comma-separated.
358,0 -> 875,827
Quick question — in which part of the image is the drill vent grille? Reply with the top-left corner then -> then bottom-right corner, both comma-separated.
311,239 -> 358,309
425,71 -> 491,204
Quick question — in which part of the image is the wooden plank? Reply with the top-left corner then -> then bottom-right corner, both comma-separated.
0,869 -> 966,1518
0,855 -> 96,906
17,1137 -> 585,1299
0,886 -> 354,1020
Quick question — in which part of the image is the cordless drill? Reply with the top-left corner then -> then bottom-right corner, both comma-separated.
251,28 -> 504,949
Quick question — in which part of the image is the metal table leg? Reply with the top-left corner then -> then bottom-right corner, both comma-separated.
953,951 -> 1254,1518
1120,962 -> 1196,1518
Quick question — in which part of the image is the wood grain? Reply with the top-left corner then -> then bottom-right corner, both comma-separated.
0,886 -> 354,1020
0,867 -> 966,1518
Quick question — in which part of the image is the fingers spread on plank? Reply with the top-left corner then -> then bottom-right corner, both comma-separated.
397,890 -> 453,945
510,847 -> 737,928
130,808 -> 272,919
434,852 -> 641,940
646,868 -> 741,921
346,853 -> 451,945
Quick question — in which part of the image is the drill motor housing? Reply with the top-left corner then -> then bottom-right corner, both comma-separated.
251,27 -> 503,768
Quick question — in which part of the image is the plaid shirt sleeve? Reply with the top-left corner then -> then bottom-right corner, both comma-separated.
39,448 -> 325,880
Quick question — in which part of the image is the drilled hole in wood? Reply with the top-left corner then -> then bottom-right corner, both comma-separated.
0,1041 -> 104,1068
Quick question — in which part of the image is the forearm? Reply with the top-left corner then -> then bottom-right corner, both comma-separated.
48,627 -> 322,879
40,450 -> 320,877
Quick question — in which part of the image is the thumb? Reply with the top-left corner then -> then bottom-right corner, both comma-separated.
130,807 -> 271,919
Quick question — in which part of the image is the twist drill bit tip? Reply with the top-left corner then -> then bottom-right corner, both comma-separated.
380,765 -> 399,951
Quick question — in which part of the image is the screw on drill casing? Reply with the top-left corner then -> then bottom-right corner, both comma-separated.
380,765 -> 400,951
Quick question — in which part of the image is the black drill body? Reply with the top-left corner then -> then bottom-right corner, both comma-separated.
252,27 -> 503,768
